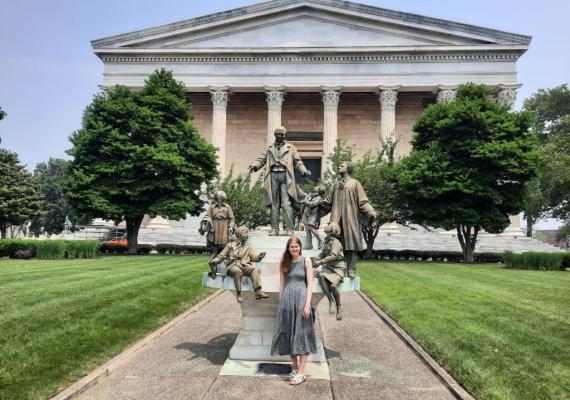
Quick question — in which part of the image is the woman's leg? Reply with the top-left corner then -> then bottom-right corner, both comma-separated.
298,354 -> 308,376
290,355 -> 299,371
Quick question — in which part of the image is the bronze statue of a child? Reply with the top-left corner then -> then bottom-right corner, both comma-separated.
313,222 -> 346,321
300,185 -> 325,250
209,226 -> 269,303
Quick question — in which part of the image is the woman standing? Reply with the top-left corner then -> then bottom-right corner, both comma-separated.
270,236 -> 316,385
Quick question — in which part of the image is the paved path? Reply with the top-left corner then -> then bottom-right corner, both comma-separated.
75,291 -> 457,400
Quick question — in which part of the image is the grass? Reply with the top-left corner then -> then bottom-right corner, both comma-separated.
359,261 -> 570,400
0,255 -> 213,400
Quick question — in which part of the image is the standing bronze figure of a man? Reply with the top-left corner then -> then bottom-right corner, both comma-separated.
321,161 -> 376,278
248,126 -> 311,236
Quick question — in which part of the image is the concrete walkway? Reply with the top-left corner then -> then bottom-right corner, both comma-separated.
73,291 -> 460,400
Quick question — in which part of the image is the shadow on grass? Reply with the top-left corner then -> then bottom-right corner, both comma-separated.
175,333 -> 238,365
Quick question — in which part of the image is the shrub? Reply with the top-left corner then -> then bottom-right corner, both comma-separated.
562,253 -> 570,270
65,241 -> 100,258
35,241 -> 66,259
13,249 -> 33,260
155,243 -> 209,254
503,251 -> 565,271
366,249 -> 503,263
0,240 -> 36,258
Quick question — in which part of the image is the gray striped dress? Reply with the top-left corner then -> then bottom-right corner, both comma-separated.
270,257 -> 317,356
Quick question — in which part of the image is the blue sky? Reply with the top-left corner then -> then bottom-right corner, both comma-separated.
0,0 -> 568,171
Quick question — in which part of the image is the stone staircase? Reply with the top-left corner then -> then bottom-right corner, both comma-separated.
67,215 -> 565,254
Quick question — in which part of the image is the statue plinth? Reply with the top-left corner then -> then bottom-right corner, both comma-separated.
202,231 -> 359,365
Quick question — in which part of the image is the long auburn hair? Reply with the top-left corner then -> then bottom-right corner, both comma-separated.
280,235 -> 303,274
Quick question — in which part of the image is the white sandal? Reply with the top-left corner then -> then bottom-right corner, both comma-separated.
289,372 -> 306,385
287,369 -> 298,380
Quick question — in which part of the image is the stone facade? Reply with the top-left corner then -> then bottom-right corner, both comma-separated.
92,0 -> 531,232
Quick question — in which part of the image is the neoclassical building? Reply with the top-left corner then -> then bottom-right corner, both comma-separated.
92,0 -> 530,232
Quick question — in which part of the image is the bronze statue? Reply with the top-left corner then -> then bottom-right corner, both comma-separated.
313,222 -> 346,321
209,226 -> 269,303
248,126 -> 311,236
300,185 -> 325,250
199,191 -> 235,256
321,161 -> 376,278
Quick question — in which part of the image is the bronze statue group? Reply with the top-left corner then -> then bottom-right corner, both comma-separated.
199,127 -> 377,385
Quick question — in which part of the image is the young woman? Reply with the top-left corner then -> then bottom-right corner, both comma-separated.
270,235 -> 316,385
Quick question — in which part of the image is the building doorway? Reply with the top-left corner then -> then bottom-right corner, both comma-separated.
295,158 -> 321,185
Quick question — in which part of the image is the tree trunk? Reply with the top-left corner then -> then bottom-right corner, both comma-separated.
526,215 -> 533,238
0,225 -> 6,239
362,222 -> 380,259
126,216 -> 144,255
456,224 -> 479,263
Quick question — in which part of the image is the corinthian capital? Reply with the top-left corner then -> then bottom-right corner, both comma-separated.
436,85 -> 458,103
379,86 -> 400,108
496,84 -> 521,109
209,86 -> 229,108
265,86 -> 285,108
321,86 -> 342,108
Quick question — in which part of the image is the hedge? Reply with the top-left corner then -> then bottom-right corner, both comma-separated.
0,240 -> 100,259
364,249 -> 503,263
503,251 -> 568,271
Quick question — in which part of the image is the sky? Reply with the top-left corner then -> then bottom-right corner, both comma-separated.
0,0 -> 569,227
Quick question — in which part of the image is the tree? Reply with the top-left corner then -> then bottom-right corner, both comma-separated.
30,158 -> 78,236
541,133 -> 570,221
523,84 -> 570,141
206,167 -> 270,229
523,84 -> 570,226
352,138 -> 402,258
66,69 -> 218,253
521,177 -> 548,238
0,149 -> 42,238
0,106 -> 6,121
397,83 -> 540,262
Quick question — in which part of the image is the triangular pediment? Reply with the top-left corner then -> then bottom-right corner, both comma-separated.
93,0 -> 530,51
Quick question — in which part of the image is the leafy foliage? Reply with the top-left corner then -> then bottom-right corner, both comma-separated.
522,84 -> 570,232
29,158 -> 79,235
206,167 -> 270,229
0,149 -> 42,238
398,83 -> 540,262
523,84 -> 570,141
65,69 -> 218,253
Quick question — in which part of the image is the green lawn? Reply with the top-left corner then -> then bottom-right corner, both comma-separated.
359,261 -> 570,400
0,255 -> 212,400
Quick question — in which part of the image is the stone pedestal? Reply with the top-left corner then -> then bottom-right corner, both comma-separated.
202,231 -> 359,368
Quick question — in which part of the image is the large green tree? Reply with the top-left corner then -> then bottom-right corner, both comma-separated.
398,83 -> 540,262
66,69 -> 218,253
0,149 -> 42,238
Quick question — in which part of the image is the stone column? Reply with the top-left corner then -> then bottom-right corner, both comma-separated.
265,86 -> 285,145
497,84 -> 524,236
209,86 -> 229,176
496,84 -> 521,109
321,87 -> 342,174
379,86 -> 400,141
437,85 -> 457,103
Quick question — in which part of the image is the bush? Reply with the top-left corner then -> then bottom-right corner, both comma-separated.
35,241 -> 66,259
0,240 -> 36,258
503,251 -> 566,271
155,243 -> 209,254
13,249 -> 33,260
562,254 -> 570,270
